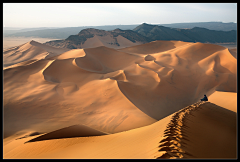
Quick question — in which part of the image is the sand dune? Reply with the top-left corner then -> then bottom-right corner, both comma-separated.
75,46 -> 143,73
3,40 -> 69,68
157,101 -> 236,159
4,102 -> 236,159
3,40 -> 237,159
26,124 -> 107,143
118,40 -> 191,54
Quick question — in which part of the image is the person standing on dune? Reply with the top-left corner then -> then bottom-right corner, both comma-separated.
200,95 -> 208,101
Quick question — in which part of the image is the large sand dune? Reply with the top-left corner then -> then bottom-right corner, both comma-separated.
3,102 -> 236,159
3,40 -> 237,159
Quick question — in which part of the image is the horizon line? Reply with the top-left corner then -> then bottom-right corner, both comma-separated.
3,21 -> 236,29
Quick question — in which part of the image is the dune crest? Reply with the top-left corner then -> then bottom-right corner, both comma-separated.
118,40 -> 191,54
26,124 -> 107,143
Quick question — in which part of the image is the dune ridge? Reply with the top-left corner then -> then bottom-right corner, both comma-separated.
26,124 -> 108,143
156,102 -> 206,159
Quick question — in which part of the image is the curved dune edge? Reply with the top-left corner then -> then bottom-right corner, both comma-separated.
228,48 -> 237,59
26,124 -> 108,143
4,102 -> 236,159
118,40 -> 192,54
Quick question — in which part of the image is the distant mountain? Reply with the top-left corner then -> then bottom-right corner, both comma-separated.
133,23 -> 193,42
133,23 -> 236,43
4,22 -> 236,39
44,28 -> 151,49
159,22 -> 237,31
44,24 -> 236,49
4,25 -> 139,39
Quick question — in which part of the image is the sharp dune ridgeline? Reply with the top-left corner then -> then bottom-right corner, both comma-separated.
3,35 -> 237,159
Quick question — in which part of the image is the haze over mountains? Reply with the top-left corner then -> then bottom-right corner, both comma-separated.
4,22 -> 236,39
133,23 -> 236,43
159,21 -> 237,31
44,28 -> 150,49
43,23 -> 236,49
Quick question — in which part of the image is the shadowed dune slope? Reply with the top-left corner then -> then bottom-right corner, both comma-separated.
228,48 -> 237,58
157,101 -> 236,159
116,41 -> 236,119
76,46 -> 143,73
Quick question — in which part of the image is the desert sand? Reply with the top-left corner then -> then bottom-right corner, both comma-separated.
3,40 -> 69,68
3,39 -> 237,159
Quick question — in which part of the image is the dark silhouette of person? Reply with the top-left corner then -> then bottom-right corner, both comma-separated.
200,95 -> 208,101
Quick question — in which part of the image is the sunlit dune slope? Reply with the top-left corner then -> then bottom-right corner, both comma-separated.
3,102 -> 236,159
3,40 -> 237,139
3,40 -> 69,68
118,40 -> 191,54
116,41 -> 236,119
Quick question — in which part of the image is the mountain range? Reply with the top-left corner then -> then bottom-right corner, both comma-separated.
4,22 -> 236,39
159,21 -> 237,31
133,23 -> 237,43
44,28 -> 150,49
44,23 -> 236,49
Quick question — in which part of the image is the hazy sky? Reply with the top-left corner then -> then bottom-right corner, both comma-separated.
3,3 -> 237,28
